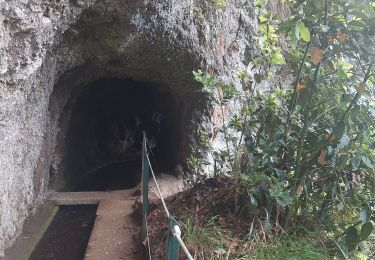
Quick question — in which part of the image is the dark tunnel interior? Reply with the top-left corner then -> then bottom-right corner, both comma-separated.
51,78 -> 184,191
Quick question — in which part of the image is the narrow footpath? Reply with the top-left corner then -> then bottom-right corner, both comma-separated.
84,199 -> 141,260
49,188 -> 142,259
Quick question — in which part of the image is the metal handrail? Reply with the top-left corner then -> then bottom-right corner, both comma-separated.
141,132 -> 194,260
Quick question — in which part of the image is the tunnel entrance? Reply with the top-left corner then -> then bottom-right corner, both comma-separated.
51,78 -> 183,191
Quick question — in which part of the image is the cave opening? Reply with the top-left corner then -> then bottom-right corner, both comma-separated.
51,78 -> 183,192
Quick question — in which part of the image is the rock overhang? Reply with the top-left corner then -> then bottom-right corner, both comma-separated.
0,0 -> 256,255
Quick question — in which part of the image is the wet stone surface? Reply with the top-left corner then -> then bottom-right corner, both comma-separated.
29,205 -> 97,260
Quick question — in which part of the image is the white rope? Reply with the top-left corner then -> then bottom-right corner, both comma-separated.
145,154 -> 170,218
172,225 -> 194,260
143,135 -> 195,260
144,212 -> 152,260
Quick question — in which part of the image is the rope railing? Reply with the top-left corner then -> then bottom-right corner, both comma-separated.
145,154 -> 170,218
141,132 -> 194,260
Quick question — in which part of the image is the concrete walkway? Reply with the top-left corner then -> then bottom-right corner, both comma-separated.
42,174 -> 185,259
84,199 -> 141,260
48,190 -> 142,259
48,189 -> 138,205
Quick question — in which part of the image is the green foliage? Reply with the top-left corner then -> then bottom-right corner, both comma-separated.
247,233 -> 330,260
297,20 -> 311,42
193,70 -> 241,175
194,0 -> 375,257
258,12 -> 286,65
212,0 -> 226,9
182,216 -> 228,259
184,216 -> 331,259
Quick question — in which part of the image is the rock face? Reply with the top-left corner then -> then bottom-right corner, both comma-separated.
0,0 -> 256,254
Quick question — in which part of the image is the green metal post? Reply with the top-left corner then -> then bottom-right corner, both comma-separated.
167,217 -> 180,260
142,132 -> 150,242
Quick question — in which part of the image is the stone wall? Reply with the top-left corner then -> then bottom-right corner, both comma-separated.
0,0 -> 256,254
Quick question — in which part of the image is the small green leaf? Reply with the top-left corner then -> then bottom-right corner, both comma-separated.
361,156 -> 375,169
332,121 -> 345,141
240,173 -> 251,182
352,156 -> 361,170
345,226 -> 359,250
298,21 -> 311,42
235,70 -> 248,79
278,19 -> 298,33
254,73 -> 263,83
337,135 -> 350,149
250,194 -> 258,208
264,219 -> 272,233
360,222 -> 373,240
270,183 -> 293,207
360,207 -> 370,224
337,153 -> 348,169
294,21 -> 301,41
290,30 -> 299,49
312,0 -> 324,10
271,51 -> 286,65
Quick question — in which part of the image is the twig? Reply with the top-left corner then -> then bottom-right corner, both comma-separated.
339,64 -> 372,122
216,86 -> 234,170
288,41 -> 311,117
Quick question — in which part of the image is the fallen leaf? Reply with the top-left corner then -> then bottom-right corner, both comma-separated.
356,82 -> 366,93
324,133 -> 336,142
337,32 -> 347,43
311,47 -> 324,65
318,149 -> 327,166
327,35 -> 335,45
228,241 -> 239,253
218,217 -> 227,228
297,82 -> 305,90
258,230 -> 266,242
214,248 -> 226,255
352,172 -> 361,186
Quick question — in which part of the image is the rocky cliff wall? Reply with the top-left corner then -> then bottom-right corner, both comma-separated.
0,0 -> 256,254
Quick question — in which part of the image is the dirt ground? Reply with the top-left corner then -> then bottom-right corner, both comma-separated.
142,177 -> 254,259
